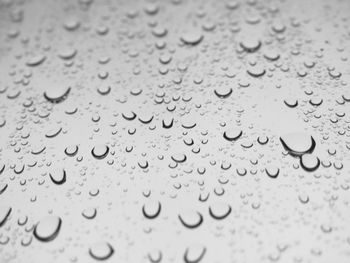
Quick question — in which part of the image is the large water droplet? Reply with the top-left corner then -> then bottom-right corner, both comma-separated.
184,244 -> 206,263
44,86 -> 71,103
280,133 -> 316,156
33,216 -> 62,242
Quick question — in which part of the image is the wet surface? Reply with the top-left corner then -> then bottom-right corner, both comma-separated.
1,0 -> 350,262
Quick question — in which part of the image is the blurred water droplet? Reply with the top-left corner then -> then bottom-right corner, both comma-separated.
184,244 -> 206,263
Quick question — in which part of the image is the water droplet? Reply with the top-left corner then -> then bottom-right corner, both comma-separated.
239,38 -> 261,53
180,31 -> 204,45
26,54 -> 46,66
171,153 -> 187,163
0,206 -> 12,227
82,207 -> 97,219
300,154 -> 320,172
33,216 -> 62,242
265,166 -> 280,178
91,145 -> 109,159
280,133 -> 316,156
209,202 -> 231,220
44,86 -> 71,103
142,201 -> 161,219
89,242 -> 114,261
178,210 -> 203,229
49,169 -> 67,185
223,128 -> 242,141
214,87 -> 233,99
184,244 -> 206,263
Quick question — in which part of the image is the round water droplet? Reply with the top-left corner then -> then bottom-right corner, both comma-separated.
148,249 -> 162,263
171,153 -> 187,163
44,86 -> 71,103
82,207 -> 97,219
178,210 -> 203,229
280,133 -> 316,156
58,48 -> 77,60
33,216 -> 62,242
142,201 -> 161,219
214,87 -> 233,99
65,145 -> 79,157
223,128 -> 242,141
180,31 -> 204,45
89,242 -> 114,261
284,99 -> 298,108
263,49 -> 280,61
91,145 -> 109,159
239,38 -> 261,53
184,244 -> 206,263
97,86 -> 111,95
122,111 -> 137,121
300,154 -> 320,172
247,66 -> 266,77
49,169 -> 66,185
265,166 -> 279,178
209,202 -> 231,220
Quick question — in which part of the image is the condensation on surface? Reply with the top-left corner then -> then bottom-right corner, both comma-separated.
1,0 -> 350,262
